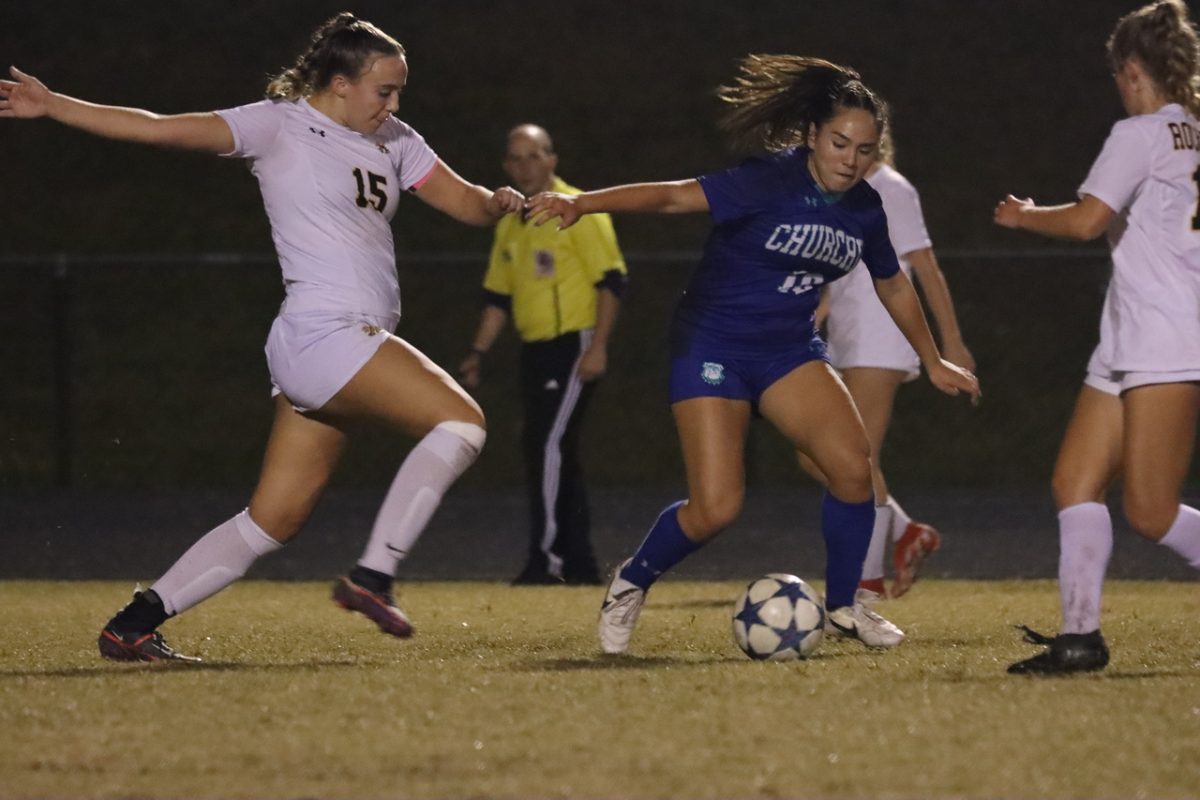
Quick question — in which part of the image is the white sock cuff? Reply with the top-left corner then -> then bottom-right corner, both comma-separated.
1057,501 -> 1109,524
434,420 -> 487,452
234,509 -> 283,556
1159,505 -> 1200,569
423,421 -> 486,474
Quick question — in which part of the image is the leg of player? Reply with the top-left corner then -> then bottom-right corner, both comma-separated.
598,397 -> 750,654
98,396 -> 349,663
320,336 -> 486,638
759,361 -> 903,648
1122,383 -> 1200,564
1009,385 -> 1121,675
841,367 -> 909,598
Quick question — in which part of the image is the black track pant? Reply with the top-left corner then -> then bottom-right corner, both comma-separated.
519,330 -> 598,580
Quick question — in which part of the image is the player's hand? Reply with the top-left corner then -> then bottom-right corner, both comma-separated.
0,67 -> 53,119
941,339 -> 976,373
993,194 -> 1032,229
457,351 -> 482,390
927,358 -> 980,406
576,346 -> 608,382
488,186 -> 525,218
526,192 -> 581,229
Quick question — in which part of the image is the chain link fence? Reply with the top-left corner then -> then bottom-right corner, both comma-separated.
1,250 -> 1128,492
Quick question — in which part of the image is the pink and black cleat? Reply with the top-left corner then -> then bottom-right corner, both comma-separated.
332,576 -> 414,638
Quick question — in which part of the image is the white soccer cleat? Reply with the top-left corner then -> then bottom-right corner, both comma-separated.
598,559 -> 647,655
826,601 -> 905,648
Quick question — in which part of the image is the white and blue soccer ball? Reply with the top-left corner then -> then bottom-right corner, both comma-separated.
731,573 -> 825,661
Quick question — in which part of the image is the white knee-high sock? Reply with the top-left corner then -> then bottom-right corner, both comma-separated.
861,504 -> 893,582
1057,502 -> 1113,634
357,421 -> 486,576
1158,505 -> 1200,569
151,510 -> 282,615
886,495 -> 911,541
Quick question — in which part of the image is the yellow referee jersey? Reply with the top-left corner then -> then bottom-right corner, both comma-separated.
483,177 -> 626,343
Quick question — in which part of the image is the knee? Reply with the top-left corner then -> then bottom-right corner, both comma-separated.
683,494 -> 743,538
821,451 -> 874,505
1051,466 -> 1101,510
1122,491 -> 1176,541
250,507 -> 306,543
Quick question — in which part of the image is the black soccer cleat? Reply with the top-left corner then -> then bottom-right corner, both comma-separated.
1007,626 -> 1109,675
98,627 -> 201,663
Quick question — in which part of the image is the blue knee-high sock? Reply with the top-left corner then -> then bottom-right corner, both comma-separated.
619,501 -> 702,589
822,491 -> 875,610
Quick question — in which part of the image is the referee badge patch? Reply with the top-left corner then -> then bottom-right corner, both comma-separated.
701,361 -> 725,385
534,249 -> 556,278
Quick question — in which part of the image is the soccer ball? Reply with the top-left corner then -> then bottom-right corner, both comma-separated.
731,574 -> 825,661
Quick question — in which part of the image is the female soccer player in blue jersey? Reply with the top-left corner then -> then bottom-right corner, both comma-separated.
527,55 -> 980,654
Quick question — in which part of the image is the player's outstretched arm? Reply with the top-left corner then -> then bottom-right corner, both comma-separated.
993,193 -> 1114,241
907,247 -> 975,372
526,180 -> 708,229
873,271 -> 980,404
0,66 -> 234,153
415,160 -> 524,226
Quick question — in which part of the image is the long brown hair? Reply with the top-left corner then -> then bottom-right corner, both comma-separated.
717,55 -> 888,154
1107,0 -> 1200,116
266,13 -> 405,101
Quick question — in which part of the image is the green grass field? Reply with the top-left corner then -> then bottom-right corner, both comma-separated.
1,579 -> 1197,799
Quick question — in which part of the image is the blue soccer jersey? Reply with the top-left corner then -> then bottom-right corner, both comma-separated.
675,147 -> 900,358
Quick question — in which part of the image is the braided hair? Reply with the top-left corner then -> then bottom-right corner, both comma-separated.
1107,0 -> 1200,116
717,55 -> 888,155
266,13 -> 405,100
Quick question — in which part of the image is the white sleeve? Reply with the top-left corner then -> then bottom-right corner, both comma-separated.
1078,120 -> 1151,213
214,99 -> 285,160
883,180 -> 932,257
384,119 -> 439,190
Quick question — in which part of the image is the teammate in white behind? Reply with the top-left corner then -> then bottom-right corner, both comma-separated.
0,13 -> 524,661
804,124 -> 975,600
995,0 -> 1200,674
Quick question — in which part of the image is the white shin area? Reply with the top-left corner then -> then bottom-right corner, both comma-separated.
357,421 -> 485,576
151,509 -> 282,616
1057,502 -> 1113,635
862,504 -> 893,582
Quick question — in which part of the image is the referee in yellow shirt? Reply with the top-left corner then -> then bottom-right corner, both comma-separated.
460,124 -> 627,585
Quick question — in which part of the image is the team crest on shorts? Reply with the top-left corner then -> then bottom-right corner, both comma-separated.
701,361 -> 725,385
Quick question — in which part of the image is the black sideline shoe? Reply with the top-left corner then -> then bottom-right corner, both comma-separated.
1007,626 -> 1109,675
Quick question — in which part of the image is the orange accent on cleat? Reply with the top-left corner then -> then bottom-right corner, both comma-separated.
891,522 -> 941,598
97,627 -> 201,662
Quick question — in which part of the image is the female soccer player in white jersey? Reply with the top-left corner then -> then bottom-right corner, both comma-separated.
528,56 -> 980,655
0,13 -> 525,662
995,0 -> 1200,674
809,125 -> 975,600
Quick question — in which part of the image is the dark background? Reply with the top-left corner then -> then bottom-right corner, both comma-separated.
0,0 -> 1175,494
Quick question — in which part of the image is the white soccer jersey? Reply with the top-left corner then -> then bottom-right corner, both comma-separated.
1082,103 -> 1200,375
825,164 -> 932,373
216,99 -> 438,317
